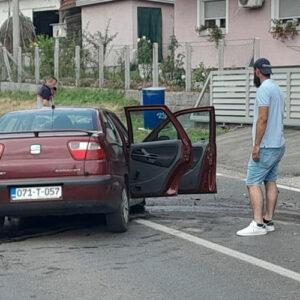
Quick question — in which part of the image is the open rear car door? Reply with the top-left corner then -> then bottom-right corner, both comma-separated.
125,105 -> 216,198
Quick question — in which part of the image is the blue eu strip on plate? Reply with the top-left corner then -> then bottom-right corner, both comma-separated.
10,187 -> 16,199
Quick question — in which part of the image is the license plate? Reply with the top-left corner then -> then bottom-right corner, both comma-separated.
10,186 -> 62,201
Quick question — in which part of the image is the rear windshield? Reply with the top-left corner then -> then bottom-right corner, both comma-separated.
0,109 -> 98,132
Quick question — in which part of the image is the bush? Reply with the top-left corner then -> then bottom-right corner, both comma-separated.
196,24 -> 224,47
193,62 -> 208,83
137,36 -> 152,64
271,19 -> 299,41
159,35 -> 185,87
33,35 -> 54,78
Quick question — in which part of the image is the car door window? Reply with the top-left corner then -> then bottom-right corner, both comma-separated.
109,114 -> 128,144
145,111 -> 210,143
156,121 -> 177,141
128,108 -> 173,144
103,113 -> 122,144
177,111 -> 210,143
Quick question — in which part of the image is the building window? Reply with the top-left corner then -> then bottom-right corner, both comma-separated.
33,10 -> 59,37
271,0 -> 300,23
197,0 -> 227,32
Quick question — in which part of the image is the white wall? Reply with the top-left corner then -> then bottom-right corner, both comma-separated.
0,0 -> 60,28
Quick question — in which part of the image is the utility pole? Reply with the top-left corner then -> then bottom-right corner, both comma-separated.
12,0 -> 20,61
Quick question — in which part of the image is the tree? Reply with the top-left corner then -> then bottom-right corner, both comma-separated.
83,19 -> 118,57
0,12 -> 36,52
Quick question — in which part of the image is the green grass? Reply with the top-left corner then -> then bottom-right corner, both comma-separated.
0,89 -> 139,118
0,91 -> 35,101
54,89 -> 138,106
0,89 -> 228,138
0,89 -> 139,105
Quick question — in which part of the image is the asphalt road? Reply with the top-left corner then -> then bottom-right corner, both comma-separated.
217,126 -> 300,188
0,175 -> 299,300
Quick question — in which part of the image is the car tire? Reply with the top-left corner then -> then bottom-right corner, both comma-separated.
106,187 -> 129,233
130,198 -> 146,214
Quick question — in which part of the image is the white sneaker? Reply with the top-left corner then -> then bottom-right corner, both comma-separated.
264,221 -> 275,232
236,220 -> 267,236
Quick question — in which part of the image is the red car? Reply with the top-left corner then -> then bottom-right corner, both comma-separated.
0,105 -> 216,232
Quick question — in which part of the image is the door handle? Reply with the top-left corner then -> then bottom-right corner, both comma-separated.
132,148 -> 158,159
132,153 -> 158,161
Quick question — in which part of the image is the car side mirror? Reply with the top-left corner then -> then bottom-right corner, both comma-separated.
158,135 -> 170,141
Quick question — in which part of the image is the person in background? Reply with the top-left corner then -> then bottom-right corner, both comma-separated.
237,58 -> 286,237
37,76 -> 57,108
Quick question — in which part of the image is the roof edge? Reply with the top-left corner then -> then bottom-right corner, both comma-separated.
76,0 -> 174,8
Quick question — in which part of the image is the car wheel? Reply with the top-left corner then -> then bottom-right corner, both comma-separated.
130,198 -> 146,214
106,187 -> 129,233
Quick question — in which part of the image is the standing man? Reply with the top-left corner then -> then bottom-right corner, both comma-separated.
237,58 -> 285,237
37,76 -> 57,108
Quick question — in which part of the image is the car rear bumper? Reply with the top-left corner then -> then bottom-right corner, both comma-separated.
0,175 -> 123,217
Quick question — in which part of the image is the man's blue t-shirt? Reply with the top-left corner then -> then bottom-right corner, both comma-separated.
252,79 -> 285,148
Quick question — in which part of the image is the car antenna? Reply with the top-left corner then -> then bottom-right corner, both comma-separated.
51,104 -> 55,129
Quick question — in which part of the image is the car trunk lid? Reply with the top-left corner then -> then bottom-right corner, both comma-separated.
0,131 -> 95,180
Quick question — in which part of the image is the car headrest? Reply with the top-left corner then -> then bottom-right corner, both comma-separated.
53,115 -> 72,129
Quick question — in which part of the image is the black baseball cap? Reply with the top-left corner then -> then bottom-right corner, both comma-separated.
253,58 -> 273,75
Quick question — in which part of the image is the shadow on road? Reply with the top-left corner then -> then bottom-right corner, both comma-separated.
0,214 -> 107,243
0,211 -> 150,243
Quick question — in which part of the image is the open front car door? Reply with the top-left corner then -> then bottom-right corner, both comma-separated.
175,107 -> 216,194
125,105 -> 217,198
125,105 -> 192,198
143,106 -> 217,194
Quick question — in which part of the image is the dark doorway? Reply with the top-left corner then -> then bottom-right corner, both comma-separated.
33,10 -> 59,37
137,7 -> 162,61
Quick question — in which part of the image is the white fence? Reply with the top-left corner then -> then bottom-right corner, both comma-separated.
208,68 -> 300,127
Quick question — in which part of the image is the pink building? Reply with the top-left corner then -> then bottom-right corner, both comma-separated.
76,0 -> 174,65
174,0 -> 300,68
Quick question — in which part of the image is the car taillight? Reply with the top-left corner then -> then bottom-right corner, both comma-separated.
68,141 -> 105,160
0,144 -> 4,159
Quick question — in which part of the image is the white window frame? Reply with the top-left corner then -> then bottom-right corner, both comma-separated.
271,0 -> 300,28
197,0 -> 229,35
